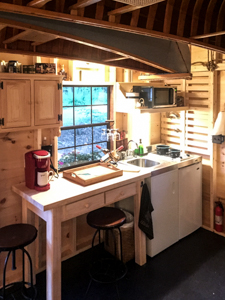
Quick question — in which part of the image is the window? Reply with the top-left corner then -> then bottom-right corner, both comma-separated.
58,86 -> 110,170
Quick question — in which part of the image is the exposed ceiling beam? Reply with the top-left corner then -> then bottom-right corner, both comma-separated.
192,31 -> 225,39
108,4 -> 143,15
0,47 -> 163,73
138,73 -> 192,80
3,29 -> 32,43
69,0 -> 101,10
0,23 -> 7,30
3,28 -> 58,45
31,37 -> 58,46
103,56 -> 128,62
27,0 -> 52,8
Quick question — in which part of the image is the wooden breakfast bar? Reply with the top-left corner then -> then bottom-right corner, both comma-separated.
12,172 -> 147,300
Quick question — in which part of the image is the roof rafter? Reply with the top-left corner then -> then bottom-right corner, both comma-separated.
69,0 -> 102,10
27,0 -> 52,8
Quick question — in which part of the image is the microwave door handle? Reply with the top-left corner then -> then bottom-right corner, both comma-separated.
174,90 -> 177,105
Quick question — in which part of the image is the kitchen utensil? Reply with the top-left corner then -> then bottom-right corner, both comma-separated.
156,145 -> 170,155
167,149 -> 180,158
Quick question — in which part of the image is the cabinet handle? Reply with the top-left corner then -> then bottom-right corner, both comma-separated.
120,191 -> 125,196
85,203 -> 89,208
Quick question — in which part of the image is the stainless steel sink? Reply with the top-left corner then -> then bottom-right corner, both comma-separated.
127,158 -> 160,168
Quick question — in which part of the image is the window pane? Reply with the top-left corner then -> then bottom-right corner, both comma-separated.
92,87 -> 108,105
58,148 -> 75,169
63,87 -> 73,106
92,106 -> 107,123
75,87 -> 91,105
93,125 -> 107,143
58,129 -> 74,148
63,107 -> 73,126
76,127 -> 92,146
75,106 -> 91,125
76,145 -> 93,162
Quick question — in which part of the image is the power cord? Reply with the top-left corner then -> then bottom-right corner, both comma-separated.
50,158 -> 59,178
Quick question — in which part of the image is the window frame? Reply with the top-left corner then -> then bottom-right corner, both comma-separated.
58,84 -> 111,171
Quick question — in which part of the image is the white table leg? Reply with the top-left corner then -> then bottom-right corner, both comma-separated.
46,208 -> 62,300
22,198 -> 36,284
133,181 -> 146,266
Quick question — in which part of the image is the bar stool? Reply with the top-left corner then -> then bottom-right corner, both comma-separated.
0,223 -> 38,300
85,207 -> 127,299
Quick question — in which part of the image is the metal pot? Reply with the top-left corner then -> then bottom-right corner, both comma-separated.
168,149 -> 180,158
156,145 -> 170,155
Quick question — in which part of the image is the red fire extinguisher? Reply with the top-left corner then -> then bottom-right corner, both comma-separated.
215,201 -> 224,232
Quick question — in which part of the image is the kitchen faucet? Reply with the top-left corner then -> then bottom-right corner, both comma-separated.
127,140 -> 139,158
128,140 -> 139,150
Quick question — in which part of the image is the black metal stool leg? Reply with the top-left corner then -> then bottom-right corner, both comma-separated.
12,250 -> 16,271
23,248 -> 34,288
109,229 -> 117,258
117,227 -> 123,262
2,251 -> 11,300
22,248 -> 37,300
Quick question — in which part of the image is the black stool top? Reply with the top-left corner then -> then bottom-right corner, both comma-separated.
87,207 -> 126,230
0,224 -> 37,251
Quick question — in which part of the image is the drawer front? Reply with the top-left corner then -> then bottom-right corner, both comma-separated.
65,193 -> 104,219
105,183 -> 137,205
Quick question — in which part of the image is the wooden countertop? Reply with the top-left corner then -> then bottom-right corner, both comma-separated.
12,153 -> 201,212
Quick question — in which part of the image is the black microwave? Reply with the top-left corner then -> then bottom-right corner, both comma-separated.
133,86 -> 177,108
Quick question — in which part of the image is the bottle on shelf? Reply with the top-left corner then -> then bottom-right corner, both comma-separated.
139,139 -> 144,157
58,64 -> 67,80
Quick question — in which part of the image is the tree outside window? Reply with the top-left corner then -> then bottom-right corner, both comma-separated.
58,86 -> 110,170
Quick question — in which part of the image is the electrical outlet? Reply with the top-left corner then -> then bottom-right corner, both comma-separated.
41,145 -> 53,156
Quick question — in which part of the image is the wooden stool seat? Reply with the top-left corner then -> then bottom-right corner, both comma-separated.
0,224 -> 37,251
0,223 -> 37,300
87,207 -> 126,230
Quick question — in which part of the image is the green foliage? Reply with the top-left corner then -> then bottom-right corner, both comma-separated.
58,151 -> 102,169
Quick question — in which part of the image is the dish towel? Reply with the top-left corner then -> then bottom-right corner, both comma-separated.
138,183 -> 154,240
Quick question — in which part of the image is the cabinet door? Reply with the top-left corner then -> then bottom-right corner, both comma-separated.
179,162 -> 202,239
34,80 -> 61,126
0,80 -> 31,128
146,169 -> 179,257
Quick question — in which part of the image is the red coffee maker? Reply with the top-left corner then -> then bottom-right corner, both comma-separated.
25,150 -> 51,191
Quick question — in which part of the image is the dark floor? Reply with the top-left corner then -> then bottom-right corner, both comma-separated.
11,228 -> 225,300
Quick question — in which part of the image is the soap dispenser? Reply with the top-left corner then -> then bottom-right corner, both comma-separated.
139,139 -> 144,156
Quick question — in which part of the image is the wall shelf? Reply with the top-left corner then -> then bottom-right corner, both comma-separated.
136,106 -> 189,113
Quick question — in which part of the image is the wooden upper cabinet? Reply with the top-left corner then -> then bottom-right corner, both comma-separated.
0,74 -> 62,132
34,80 -> 62,126
0,79 -> 31,128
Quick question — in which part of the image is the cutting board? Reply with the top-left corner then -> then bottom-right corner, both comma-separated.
63,162 -> 123,186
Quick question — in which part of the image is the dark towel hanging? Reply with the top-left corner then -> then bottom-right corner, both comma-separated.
138,183 -> 154,240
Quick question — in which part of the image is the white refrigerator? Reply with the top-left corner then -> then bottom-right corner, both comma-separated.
178,162 -> 202,239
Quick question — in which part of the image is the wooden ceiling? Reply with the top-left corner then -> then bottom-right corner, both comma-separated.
0,0 -> 224,73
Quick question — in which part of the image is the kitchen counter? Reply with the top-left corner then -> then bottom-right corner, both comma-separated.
13,153 -> 201,212
12,152 -> 201,300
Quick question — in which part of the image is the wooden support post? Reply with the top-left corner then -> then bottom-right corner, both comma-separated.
133,180 -> 146,266
46,207 -> 62,300
22,198 -> 36,285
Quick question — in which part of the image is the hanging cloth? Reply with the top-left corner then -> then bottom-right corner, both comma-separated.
138,183 -> 154,240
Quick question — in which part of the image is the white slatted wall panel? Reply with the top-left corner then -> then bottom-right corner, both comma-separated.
185,72 -> 213,155
160,73 -> 213,156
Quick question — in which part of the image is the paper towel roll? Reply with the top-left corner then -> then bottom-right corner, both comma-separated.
212,111 -> 225,135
